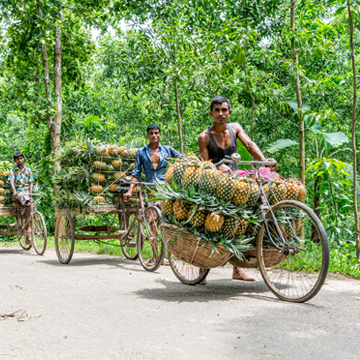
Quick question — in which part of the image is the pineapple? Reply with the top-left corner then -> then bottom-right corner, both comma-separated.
132,186 -> 140,194
172,159 -> 188,186
108,145 -> 119,155
118,146 -> 128,157
235,217 -> 249,236
183,159 -> 202,191
188,209 -> 207,228
298,183 -> 306,203
112,159 -> 122,169
262,183 -> 270,198
129,198 -> 140,204
114,172 -> 126,181
205,212 -> 225,233
161,199 -> 174,217
231,178 -> 250,205
285,180 -> 299,200
128,148 -> 138,158
92,173 -> 105,182
0,195 -> 4,201
94,196 -> 106,204
0,188 -> 5,194
0,180 -> 4,186
270,181 -> 287,205
216,174 -> 236,201
95,145 -> 109,157
173,200 -> 190,220
109,184 -> 118,192
92,161 -> 107,170
222,216 -> 239,239
280,223 -> 296,238
165,164 -> 174,184
129,162 -> 135,171
114,195 -> 120,203
246,179 -> 260,207
198,162 -> 220,195
0,204 -> 5,208
90,185 -> 103,193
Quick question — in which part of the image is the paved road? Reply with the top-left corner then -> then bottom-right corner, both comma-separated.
1,247 -> 360,360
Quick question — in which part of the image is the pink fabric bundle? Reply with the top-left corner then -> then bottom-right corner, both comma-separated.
233,167 -> 284,181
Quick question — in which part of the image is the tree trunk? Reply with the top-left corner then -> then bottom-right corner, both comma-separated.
347,0 -> 359,260
174,80 -> 183,153
36,3 -> 52,118
290,0 -> 305,184
53,7 -> 63,173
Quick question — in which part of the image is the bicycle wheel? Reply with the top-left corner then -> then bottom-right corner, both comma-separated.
55,210 -> 75,264
257,200 -> 329,303
17,213 -> 31,250
32,211 -> 47,256
120,213 -> 139,260
168,253 -> 210,285
137,206 -> 165,272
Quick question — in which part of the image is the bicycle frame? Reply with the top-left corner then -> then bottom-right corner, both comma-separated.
222,157 -> 295,255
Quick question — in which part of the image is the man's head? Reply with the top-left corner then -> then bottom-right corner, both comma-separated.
209,96 -> 232,125
13,151 -> 24,166
146,124 -> 161,144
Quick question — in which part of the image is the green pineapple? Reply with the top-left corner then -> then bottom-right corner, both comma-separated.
188,209 -> 207,227
221,216 -> 239,239
246,179 -> 260,207
270,181 -> 287,205
231,178 -> 250,205
198,161 -> 220,195
216,174 -> 236,201
183,159 -> 202,191
172,160 -> 188,186
161,199 -> 173,217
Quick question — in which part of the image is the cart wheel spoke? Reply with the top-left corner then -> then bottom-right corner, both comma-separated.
257,200 -> 329,303
120,213 -> 138,260
32,211 -> 47,256
137,206 -> 165,272
55,210 -> 75,264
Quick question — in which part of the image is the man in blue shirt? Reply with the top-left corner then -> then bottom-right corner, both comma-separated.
123,124 -> 182,200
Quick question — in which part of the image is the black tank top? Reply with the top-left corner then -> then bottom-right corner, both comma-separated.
207,125 -> 238,171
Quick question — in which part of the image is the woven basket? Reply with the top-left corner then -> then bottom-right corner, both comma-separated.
160,223 -> 233,269
229,248 -> 287,268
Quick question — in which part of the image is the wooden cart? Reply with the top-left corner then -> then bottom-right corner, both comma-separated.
54,182 -> 165,271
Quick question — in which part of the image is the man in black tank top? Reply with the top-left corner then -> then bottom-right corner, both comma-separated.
198,96 -> 278,283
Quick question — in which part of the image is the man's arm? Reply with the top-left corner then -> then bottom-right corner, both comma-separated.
10,178 -> 17,198
232,123 -> 278,170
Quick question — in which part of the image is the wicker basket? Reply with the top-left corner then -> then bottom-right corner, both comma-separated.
160,223 -> 233,269
229,248 -> 287,268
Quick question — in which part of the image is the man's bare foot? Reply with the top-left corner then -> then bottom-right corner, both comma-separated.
232,267 -> 255,281
162,258 -> 170,266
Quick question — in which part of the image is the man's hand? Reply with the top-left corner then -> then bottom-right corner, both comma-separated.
217,164 -> 232,174
265,158 -> 278,171
12,192 -> 17,198
123,191 -> 132,202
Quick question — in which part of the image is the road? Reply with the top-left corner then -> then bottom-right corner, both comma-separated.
1,247 -> 360,360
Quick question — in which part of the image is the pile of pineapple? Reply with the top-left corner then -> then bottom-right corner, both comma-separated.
157,155 -> 306,245
90,144 -> 138,205
54,139 -> 141,209
0,161 -> 13,208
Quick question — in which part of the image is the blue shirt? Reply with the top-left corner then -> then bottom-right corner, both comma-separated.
132,144 -> 183,184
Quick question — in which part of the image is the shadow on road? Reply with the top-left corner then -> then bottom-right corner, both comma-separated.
0,248 -> 35,256
39,256 -> 149,273
134,278 -> 286,303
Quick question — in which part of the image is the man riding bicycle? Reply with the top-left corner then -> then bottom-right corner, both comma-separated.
198,96 -> 278,283
123,124 -> 183,266
9,152 -> 34,245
